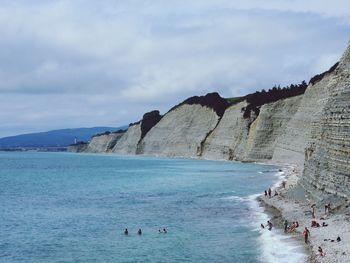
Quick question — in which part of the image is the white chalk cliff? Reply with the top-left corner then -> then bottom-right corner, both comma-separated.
69,42 -> 350,198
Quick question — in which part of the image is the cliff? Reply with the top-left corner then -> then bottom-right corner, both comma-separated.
271,71 -> 335,167
244,95 -> 302,161
67,142 -> 88,153
86,132 -> 125,153
302,43 -> 350,198
111,123 -> 142,154
200,101 -> 255,160
75,43 -> 350,198
139,104 -> 220,157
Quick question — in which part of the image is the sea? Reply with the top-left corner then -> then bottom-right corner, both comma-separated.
0,152 -> 307,263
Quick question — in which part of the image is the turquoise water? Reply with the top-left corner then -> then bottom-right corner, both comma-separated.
0,152 -> 305,263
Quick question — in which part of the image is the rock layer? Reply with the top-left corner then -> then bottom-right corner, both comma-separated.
302,43 -> 350,198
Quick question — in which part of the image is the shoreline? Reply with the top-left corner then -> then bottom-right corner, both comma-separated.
258,164 -> 349,263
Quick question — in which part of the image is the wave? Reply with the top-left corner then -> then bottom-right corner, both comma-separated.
221,195 -> 246,202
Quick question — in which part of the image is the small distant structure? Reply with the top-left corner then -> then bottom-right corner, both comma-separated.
74,137 -> 78,144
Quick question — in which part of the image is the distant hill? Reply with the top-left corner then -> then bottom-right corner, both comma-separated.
0,126 -> 127,148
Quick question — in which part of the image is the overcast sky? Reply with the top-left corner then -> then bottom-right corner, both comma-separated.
1,0 -> 349,137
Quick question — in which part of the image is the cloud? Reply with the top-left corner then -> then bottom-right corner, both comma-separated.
0,0 -> 349,137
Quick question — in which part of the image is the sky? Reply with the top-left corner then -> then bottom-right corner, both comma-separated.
1,0 -> 350,137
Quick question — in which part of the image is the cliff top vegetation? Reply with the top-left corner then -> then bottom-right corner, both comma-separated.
308,62 -> 339,86
169,92 -> 230,117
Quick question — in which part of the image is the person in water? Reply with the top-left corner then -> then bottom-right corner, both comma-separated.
264,190 -> 267,197
260,223 -> 265,229
163,228 -> 167,233
268,188 -> 272,198
303,227 -> 310,244
124,228 -> 129,235
138,229 -> 142,235
267,220 -> 273,231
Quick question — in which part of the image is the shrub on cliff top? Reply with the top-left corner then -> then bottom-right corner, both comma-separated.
168,92 -> 230,117
309,62 -> 339,86
242,81 -> 308,118
140,110 -> 162,139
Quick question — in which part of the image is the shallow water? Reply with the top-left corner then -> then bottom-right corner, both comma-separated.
0,152 -> 306,263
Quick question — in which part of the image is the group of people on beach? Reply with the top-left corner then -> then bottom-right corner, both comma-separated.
123,228 -> 167,235
264,187 -> 278,198
283,220 -> 299,233
261,180 -> 343,259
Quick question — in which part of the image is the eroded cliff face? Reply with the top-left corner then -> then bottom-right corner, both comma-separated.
200,96 -> 302,161
302,43 -> 350,198
200,101 -> 254,160
271,73 -> 335,167
67,143 -> 88,153
111,123 -> 141,154
139,104 -> 220,157
86,132 -> 125,153
245,96 -> 302,161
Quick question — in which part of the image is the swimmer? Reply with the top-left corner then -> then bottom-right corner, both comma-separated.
138,229 -> 142,235
267,220 -> 273,231
124,228 -> 128,235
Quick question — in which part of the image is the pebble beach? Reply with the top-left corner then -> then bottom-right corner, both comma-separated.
259,166 -> 350,263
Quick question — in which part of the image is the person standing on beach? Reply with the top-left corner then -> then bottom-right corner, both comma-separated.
282,181 -> 286,189
318,246 -> 325,257
303,227 -> 310,243
311,204 -> 316,218
268,188 -> 272,198
284,220 -> 288,233
325,203 -> 331,214
264,190 -> 267,197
